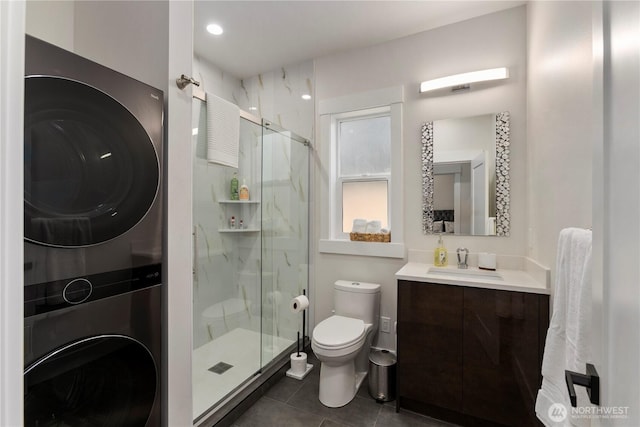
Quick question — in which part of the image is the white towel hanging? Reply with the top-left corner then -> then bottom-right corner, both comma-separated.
206,93 -> 239,168
535,227 -> 592,426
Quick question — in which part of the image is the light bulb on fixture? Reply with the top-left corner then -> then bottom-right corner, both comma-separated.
301,94 -> 311,100
419,67 -> 509,93
206,23 -> 223,36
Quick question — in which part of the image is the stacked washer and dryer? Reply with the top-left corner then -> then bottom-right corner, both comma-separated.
23,36 -> 164,426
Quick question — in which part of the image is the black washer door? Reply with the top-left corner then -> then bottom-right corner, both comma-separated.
24,76 -> 159,247
24,335 -> 157,427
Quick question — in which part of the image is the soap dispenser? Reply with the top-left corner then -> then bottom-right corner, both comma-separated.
434,234 -> 448,267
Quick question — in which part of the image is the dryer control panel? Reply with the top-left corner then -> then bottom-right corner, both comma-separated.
24,263 -> 162,317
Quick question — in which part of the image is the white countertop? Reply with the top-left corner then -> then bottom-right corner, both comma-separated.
395,262 -> 550,295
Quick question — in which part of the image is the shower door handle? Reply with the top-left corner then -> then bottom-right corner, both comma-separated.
193,226 -> 198,281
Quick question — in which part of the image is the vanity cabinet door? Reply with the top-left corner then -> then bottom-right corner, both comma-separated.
397,280 -> 463,414
462,287 -> 548,427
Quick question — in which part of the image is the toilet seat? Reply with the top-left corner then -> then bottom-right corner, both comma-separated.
312,315 -> 365,350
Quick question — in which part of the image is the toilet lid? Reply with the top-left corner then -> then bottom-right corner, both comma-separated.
313,316 -> 365,348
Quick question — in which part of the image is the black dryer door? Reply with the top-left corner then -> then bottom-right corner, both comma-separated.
24,76 -> 159,247
24,335 -> 157,427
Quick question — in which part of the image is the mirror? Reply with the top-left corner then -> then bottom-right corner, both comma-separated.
422,112 -> 510,236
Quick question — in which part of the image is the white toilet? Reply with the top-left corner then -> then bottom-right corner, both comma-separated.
311,280 -> 381,407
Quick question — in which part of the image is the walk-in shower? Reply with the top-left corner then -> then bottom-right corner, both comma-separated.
191,96 -> 309,423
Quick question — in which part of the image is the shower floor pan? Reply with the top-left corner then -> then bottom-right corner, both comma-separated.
192,327 -> 294,420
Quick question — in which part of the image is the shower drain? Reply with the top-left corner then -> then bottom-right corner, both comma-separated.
208,362 -> 233,375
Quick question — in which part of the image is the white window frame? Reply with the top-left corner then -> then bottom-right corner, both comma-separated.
318,87 -> 405,258
334,107 -> 391,240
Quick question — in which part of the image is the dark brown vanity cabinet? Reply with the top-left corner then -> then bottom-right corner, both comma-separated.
397,280 -> 550,427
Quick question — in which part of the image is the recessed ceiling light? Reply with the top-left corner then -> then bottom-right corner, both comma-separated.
301,94 -> 312,100
206,23 -> 223,36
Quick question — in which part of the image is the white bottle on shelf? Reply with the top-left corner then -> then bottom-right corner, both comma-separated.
239,179 -> 250,201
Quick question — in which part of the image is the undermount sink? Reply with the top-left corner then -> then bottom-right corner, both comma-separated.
428,266 -> 503,280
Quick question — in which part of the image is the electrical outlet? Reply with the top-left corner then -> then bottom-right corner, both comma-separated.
380,316 -> 391,333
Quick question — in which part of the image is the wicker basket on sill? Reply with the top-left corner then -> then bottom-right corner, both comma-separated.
349,232 -> 391,243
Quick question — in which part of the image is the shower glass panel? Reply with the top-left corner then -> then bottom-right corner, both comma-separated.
261,123 -> 309,368
191,99 -> 309,423
192,99 -> 262,421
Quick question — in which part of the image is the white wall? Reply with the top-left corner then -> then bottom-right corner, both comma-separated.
166,2 -> 194,425
26,1 -> 169,92
598,0 -> 640,420
73,1 -> 169,92
314,6 -> 527,351
526,2 -> 595,273
0,2 -> 26,424
25,0 -> 74,51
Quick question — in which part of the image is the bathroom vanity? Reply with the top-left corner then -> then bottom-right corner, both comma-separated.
395,263 -> 549,427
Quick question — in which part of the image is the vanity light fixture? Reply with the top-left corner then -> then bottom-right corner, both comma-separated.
206,23 -> 224,36
419,67 -> 509,93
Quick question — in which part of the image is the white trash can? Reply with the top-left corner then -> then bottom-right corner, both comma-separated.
368,349 -> 396,402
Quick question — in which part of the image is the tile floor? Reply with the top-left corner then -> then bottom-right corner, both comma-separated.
231,352 -> 458,427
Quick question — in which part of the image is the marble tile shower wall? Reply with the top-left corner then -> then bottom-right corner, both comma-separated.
261,131 -> 309,345
233,60 -> 314,141
192,104 -> 263,348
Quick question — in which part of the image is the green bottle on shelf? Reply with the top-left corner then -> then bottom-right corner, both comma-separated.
230,173 -> 239,200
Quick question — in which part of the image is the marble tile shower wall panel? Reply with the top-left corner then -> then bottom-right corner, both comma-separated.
192,103 -> 263,348
234,60 -> 314,141
261,132 -> 309,342
193,54 -> 240,103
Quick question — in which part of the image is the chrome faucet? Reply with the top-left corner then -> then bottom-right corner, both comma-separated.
457,248 -> 469,269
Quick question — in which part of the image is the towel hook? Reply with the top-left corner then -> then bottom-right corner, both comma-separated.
176,74 -> 200,90
565,363 -> 600,407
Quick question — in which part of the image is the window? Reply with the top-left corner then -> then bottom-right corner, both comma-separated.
318,87 -> 404,258
335,109 -> 390,237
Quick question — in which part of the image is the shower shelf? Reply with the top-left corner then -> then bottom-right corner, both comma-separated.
219,200 -> 260,233
218,200 -> 260,204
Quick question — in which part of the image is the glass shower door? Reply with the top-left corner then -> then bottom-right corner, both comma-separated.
192,98 -> 263,421
260,123 -> 309,368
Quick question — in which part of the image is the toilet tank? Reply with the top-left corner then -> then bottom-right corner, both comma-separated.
334,280 -> 381,326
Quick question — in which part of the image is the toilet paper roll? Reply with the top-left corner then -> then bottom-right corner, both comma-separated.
290,295 -> 309,313
290,352 -> 307,374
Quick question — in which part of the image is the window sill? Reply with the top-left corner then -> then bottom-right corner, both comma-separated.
318,239 -> 405,259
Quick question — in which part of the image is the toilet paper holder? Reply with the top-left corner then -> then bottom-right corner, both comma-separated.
286,289 -> 314,380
